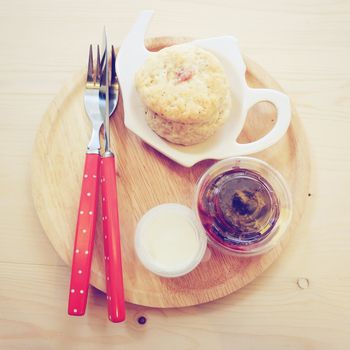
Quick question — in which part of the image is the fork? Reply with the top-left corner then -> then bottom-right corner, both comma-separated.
68,45 -> 118,316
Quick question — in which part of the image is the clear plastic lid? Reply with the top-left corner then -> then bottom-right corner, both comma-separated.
194,157 -> 292,256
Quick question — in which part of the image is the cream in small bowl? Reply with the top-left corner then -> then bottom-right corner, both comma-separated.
135,204 -> 207,278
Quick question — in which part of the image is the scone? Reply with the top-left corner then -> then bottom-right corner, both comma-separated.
135,44 -> 232,145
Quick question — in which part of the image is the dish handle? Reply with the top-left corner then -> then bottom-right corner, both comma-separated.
234,88 -> 291,154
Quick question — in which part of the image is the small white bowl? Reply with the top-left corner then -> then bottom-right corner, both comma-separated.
135,204 -> 207,278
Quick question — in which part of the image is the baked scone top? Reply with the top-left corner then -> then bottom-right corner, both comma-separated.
135,44 -> 231,124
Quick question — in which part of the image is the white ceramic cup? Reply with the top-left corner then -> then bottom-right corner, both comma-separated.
117,11 -> 292,167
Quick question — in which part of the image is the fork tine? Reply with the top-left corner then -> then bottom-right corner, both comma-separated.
96,45 -> 101,83
87,44 -> 94,84
111,45 -> 117,85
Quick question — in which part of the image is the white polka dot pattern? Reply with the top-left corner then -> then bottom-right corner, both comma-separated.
100,155 -> 126,322
68,153 -> 101,317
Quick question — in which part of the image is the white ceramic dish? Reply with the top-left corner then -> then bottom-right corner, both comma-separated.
116,11 -> 291,167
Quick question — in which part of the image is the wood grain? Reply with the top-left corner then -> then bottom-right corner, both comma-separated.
2,0 -> 350,348
31,37 -> 309,308
1,261 -> 350,350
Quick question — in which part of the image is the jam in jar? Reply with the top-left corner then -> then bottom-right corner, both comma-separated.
195,157 -> 292,256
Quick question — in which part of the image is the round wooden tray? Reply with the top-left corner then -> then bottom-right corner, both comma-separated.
32,37 -> 310,308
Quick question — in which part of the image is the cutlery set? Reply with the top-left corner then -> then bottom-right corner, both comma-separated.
68,29 -> 125,323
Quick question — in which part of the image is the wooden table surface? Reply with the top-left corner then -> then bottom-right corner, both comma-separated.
1,1 -> 349,349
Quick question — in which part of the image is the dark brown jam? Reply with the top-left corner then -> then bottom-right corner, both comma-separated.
197,168 -> 280,251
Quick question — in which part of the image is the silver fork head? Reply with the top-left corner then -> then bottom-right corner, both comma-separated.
98,45 -> 119,118
85,45 -> 104,153
110,45 -> 119,113
86,44 -> 101,89
84,45 -> 119,153
111,45 -> 118,89
86,44 -> 94,87
96,45 -> 101,83
84,45 -> 103,124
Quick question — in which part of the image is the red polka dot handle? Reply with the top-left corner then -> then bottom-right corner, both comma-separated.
101,155 -> 126,323
68,153 -> 100,316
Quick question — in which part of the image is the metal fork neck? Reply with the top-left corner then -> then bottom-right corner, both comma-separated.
86,148 -> 100,154
103,150 -> 114,157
